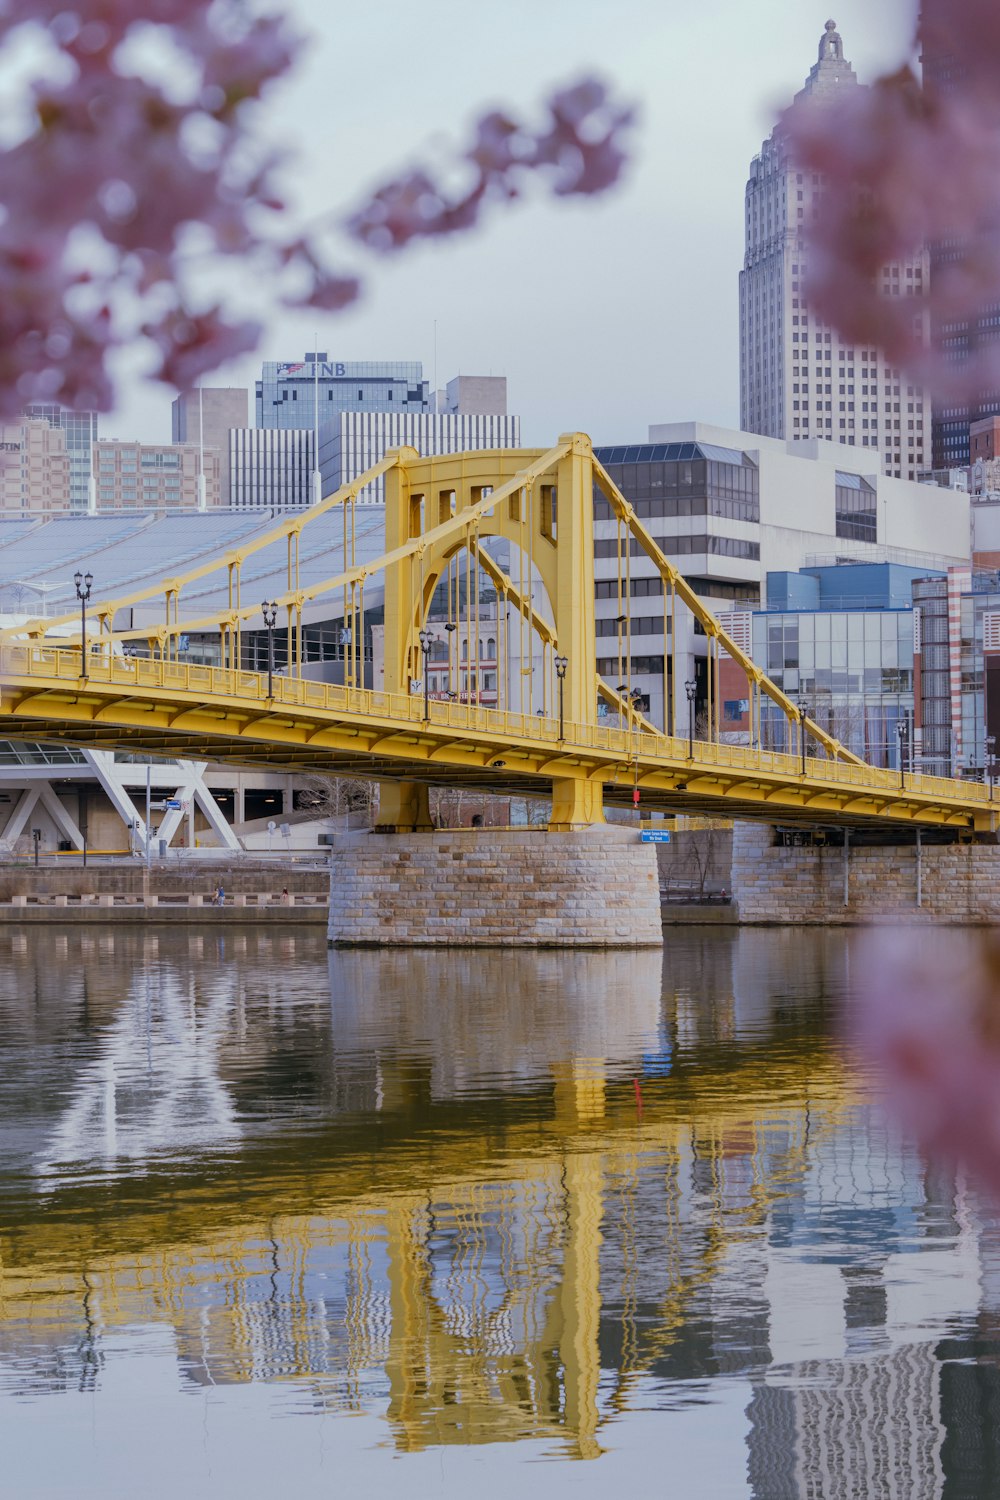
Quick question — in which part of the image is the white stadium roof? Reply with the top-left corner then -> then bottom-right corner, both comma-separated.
0,509 -> 390,626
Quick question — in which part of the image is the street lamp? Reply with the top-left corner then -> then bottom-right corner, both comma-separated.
554,654 -> 568,740
444,619 -> 457,696
896,718 -> 908,791
685,679 -> 697,759
74,570 -> 93,681
797,700 -> 808,776
987,733 -> 997,799
418,627 -> 432,721
261,600 -> 278,698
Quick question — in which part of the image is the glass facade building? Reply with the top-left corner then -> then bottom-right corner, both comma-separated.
594,442 -> 760,525
954,575 -> 1000,776
751,608 -> 915,766
23,404 -> 98,513
256,355 -> 429,431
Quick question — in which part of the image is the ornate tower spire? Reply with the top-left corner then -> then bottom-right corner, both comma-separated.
796,18 -> 859,102
819,19 -> 844,64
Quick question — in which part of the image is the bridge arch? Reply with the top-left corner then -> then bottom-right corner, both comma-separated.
382,439 -> 596,735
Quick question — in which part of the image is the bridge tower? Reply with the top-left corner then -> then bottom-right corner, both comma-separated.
378,434 -> 603,831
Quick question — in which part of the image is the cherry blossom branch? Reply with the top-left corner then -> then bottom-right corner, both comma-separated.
0,2 -> 633,420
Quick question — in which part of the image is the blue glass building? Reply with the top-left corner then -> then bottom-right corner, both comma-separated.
256,354 -> 429,431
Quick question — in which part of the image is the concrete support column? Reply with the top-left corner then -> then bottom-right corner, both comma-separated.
328,826 -> 661,947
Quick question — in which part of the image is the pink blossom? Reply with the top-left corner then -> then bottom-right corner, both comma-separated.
854,928 -> 1000,1197
785,0 -> 1000,404
347,77 -> 633,253
142,305 -> 261,391
0,1 -> 632,419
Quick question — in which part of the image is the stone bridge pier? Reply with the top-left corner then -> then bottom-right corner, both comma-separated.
327,823 -> 663,949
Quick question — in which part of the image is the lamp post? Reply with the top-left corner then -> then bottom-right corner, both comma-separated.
261,600 -> 277,698
987,733 -> 997,799
555,654 -> 568,740
896,718 -> 908,791
74,570 -> 93,681
797,700 -> 808,776
685,679 -> 697,759
418,627 -> 432,721
444,619 -> 457,697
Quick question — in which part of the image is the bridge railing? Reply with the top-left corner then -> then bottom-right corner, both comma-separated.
2,643 -> 990,810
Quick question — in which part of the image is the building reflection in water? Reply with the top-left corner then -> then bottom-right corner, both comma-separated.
0,926 -> 996,1491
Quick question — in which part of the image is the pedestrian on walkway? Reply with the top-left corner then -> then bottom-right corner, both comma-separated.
214,882 -> 225,907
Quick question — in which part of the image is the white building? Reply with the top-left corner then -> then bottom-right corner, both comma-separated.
229,427 -> 315,509
594,422 -> 970,732
739,20 -> 931,482
318,411 -> 521,505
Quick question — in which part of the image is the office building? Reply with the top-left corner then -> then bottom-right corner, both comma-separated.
739,21 -> 931,481
592,421 -> 968,734
229,428 -> 315,509
171,387 -> 249,511
22,403 -> 98,512
0,420 -> 71,517
256,354 -> 430,431
319,411 -> 521,504
253,355 -> 516,506
435,376 -> 508,416
716,563 -> 930,767
94,441 -> 222,509
714,556 -> 1000,781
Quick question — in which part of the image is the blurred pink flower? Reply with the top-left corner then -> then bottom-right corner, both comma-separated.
142,305 -> 261,391
347,78 -> 632,253
785,0 -> 1000,403
0,5 -> 632,419
854,928 -> 1000,1195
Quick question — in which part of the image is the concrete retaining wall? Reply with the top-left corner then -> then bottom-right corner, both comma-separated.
0,863 -> 327,900
732,821 -> 1000,924
0,904 -> 325,926
328,827 -> 663,948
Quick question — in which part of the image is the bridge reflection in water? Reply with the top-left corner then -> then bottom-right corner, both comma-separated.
0,928 -> 995,1492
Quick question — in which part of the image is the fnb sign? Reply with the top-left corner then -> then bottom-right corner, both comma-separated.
278,362 -> 347,377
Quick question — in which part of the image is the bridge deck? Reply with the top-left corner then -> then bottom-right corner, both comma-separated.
1,645 -> 992,830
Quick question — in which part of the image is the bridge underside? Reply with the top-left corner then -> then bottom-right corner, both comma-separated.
0,676 -> 992,831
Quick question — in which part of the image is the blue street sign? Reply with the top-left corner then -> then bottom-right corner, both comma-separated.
641,830 -> 671,844
165,798 -> 182,811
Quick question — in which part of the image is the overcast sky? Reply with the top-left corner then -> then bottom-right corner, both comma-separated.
110,0 -> 919,448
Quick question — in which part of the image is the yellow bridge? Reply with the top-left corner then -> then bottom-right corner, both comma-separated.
0,433 -> 992,831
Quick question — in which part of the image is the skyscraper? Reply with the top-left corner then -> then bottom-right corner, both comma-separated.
739,21 -> 931,482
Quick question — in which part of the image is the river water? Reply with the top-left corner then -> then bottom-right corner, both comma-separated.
0,925 -> 996,1498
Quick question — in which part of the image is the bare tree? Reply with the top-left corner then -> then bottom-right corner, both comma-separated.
295,775 -> 378,827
